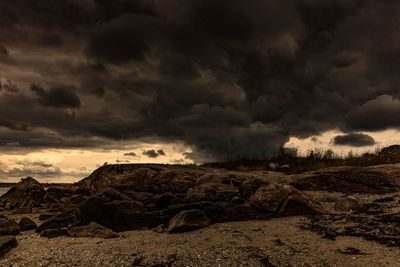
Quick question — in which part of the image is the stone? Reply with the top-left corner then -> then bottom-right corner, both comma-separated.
0,217 -> 20,236
277,194 -> 325,216
39,214 -> 55,221
77,189 -> 166,232
36,214 -> 78,233
0,177 -> 45,210
40,228 -> 69,238
154,192 -> 175,209
0,236 -> 17,257
269,162 -> 279,171
291,165 -> 400,194
334,197 -> 363,212
167,209 -> 210,233
249,183 -> 324,216
195,170 -> 231,186
19,217 -> 37,231
68,222 -> 118,238
186,183 -> 239,202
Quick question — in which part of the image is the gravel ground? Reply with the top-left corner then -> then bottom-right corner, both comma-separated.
1,216 -> 400,267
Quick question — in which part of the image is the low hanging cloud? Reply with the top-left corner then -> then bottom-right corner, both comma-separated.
332,133 -> 376,147
143,149 -> 166,158
124,152 -> 137,157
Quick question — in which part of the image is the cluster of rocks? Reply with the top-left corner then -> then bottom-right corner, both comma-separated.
2,163 -> 400,257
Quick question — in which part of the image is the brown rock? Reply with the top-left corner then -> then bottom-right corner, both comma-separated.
68,222 -> 118,238
19,217 -> 37,231
334,197 -> 363,212
0,236 -> 17,257
167,209 -> 210,233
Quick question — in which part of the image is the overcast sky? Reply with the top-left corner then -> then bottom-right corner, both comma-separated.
1,0 -> 400,182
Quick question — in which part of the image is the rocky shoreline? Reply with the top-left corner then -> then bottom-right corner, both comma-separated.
1,163 -> 400,266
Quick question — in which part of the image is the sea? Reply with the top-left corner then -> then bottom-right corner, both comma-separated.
0,187 -> 10,197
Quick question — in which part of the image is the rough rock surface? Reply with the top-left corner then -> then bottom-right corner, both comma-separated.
0,236 -> 17,257
40,228 -> 69,238
291,165 -> 400,194
249,184 -> 324,216
0,216 -> 20,236
18,217 -> 37,231
68,222 -> 118,238
167,209 -> 210,233
36,214 -> 78,233
0,177 -> 45,210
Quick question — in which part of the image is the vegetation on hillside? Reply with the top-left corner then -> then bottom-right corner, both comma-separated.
203,145 -> 400,173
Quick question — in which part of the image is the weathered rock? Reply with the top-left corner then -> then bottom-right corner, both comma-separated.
195,170 -> 231,186
0,236 -> 17,257
186,183 -> 239,202
291,165 -> 400,194
238,178 -> 268,199
162,201 -> 266,223
249,184 -> 324,216
167,209 -> 210,233
334,197 -> 363,212
0,217 -> 20,235
40,228 -> 69,238
68,222 -> 118,238
249,184 -> 296,214
39,214 -> 55,221
0,177 -> 45,210
154,192 -> 175,209
77,189 -> 166,231
36,214 -> 78,233
18,217 -> 37,231
77,165 -> 203,195
269,162 -> 279,171
13,206 -> 32,214
278,194 -> 325,216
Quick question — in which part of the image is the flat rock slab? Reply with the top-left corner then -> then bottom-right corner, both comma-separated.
0,236 -> 17,257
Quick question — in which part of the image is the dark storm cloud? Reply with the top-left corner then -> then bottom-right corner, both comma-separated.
332,133 -> 376,147
124,152 -> 137,157
31,84 -> 81,109
1,0 -> 400,161
344,95 -> 400,131
143,149 -> 165,158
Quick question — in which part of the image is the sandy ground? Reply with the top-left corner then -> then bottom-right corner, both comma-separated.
1,216 -> 400,267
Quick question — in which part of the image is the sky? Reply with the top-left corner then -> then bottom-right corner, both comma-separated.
1,0 -> 400,182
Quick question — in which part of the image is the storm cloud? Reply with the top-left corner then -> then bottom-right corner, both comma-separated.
332,133 -> 376,147
1,0 -> 400,161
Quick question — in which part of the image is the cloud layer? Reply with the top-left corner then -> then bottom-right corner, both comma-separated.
1,0 -> 400,161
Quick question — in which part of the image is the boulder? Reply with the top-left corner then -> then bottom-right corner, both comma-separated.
195,170 -> 231,186
39,214 -> 55,221
162,201 -> 266,223
186,183 -> 239,202
249,184 -> 324,216
0,236 -> 17,257
0,217 -> 20,236
40,228 -> 69,238
167,209 -> 210,233
291,165 -> 400,194
77,189 -> 166,232
154,192 -> 175,209
68,222 -> 118,238
334,197 -> 363,212
269,162 -> 279,171
19,217 -> 37,231
36,214 -> 78,233
277,194 -> 325,216
0,177 -> 45,210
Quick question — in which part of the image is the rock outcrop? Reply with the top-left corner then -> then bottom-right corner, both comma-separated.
167,209 -> 210,233
0,177 -> 45,210
0,236 -> 17,257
